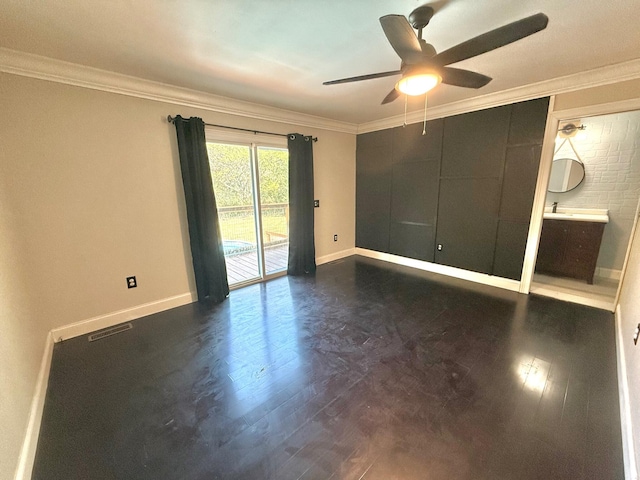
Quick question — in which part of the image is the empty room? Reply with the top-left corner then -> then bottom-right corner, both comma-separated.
2,1 -> 640,479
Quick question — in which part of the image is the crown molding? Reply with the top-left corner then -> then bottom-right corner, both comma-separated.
0,48 -> 358,135
5,47 -> 640,137
357,58 -> 640,133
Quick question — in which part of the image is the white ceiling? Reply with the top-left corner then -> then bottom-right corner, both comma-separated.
2,0 -> 640,125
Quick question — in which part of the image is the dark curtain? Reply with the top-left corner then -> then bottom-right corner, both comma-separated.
287,133 -> 316,275
174,116 -> 229,303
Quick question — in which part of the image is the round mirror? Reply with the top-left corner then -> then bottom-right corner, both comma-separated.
548,157 -> 585,193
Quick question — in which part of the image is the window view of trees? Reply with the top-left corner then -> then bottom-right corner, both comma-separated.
207,142 -> 289,247
207,143 -> 253,208
206,143 -> 288,207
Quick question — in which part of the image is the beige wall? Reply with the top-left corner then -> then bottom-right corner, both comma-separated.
554,78 -> 640,112
0,175 -> 43,480
0,72 -> 355,478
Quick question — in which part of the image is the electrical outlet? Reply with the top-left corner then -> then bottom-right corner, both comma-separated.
314,200 -> 320,208
334,234 -> 338,242
126,276 -> 137,289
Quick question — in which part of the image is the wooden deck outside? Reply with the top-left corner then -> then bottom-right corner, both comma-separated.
225,243 -> 289,285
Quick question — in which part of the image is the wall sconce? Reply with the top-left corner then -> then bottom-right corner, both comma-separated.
558,122 -> 586,139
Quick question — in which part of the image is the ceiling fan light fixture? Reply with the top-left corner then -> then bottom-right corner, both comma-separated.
396,71 -> 441,96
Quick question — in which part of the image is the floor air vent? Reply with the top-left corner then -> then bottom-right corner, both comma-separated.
88,323 -> 133,342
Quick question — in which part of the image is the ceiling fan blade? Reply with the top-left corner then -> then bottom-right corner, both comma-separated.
440,67 -> 492,88
434,13 -> 548,66
381,88 -> 400,105
379,14 -> 424,63
323,70 -> 402,85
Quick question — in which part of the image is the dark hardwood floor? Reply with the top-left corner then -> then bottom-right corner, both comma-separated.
32,256 -> 623,480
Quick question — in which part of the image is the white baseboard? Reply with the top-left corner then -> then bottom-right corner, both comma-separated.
615,306 -> 638,480
529,284 -> 615,312
316,248 -> 356,266
596,267 -> 623,281
354,248 -> 521,292
51,292 -> 196,342
14,332 -> 54,480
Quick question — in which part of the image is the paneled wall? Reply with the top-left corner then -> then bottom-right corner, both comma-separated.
356,97 -> 549,280
356,120 -> 443,261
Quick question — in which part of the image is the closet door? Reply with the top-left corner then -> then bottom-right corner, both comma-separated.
492,144 -> 543,279
356,129 -> 393,252
493,98 -> 549,279
388,121 -> 443,262
389,161 -> 439,261
435,106 -> 510,274
435,177 -> 502,274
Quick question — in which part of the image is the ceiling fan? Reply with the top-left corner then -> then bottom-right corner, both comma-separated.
323,5 -> 549,104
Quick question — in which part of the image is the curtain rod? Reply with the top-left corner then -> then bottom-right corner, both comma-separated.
167,115 -> 318,142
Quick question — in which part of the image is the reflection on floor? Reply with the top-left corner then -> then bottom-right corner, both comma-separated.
531,273 -> 618,311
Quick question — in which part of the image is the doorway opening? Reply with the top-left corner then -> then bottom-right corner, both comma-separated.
531,109 -> 640,310
206,140 -> 289,287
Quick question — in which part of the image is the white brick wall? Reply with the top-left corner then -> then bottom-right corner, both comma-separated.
547,110 -> 640,271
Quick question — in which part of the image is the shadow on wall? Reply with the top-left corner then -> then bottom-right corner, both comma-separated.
546,110 -> 640,274
0,196 -> 45,480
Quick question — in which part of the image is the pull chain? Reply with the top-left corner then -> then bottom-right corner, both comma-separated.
403,94 -> 408,128
422,94 -> 428,135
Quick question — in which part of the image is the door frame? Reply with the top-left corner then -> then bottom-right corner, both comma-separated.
519,95 -> 640,309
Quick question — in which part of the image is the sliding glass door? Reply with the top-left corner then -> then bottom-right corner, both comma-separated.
256,146 -> 289,276
207,141 -> 289,286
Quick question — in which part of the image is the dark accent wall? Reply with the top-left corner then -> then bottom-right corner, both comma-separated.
435,105 -> 510,273
356,128 -> 394,253
356,97 -> 549,281
356,121 -> 443,260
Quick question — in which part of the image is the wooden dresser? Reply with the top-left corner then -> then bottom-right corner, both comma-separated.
535,218 -> 606,284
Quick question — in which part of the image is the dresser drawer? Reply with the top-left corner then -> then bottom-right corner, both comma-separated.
536,218 -> 606,284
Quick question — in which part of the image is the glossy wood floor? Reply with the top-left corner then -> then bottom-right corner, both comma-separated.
33,256 -> 623,480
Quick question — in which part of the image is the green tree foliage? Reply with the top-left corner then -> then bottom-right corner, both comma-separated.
207,143 -> 252,207
207,143 -> 288,207
257,147 -> 288,205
